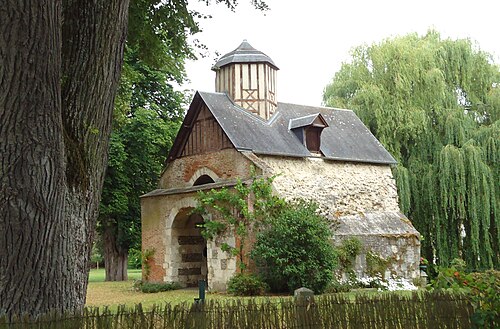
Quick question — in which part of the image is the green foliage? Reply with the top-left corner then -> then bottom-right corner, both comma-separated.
252,200 -> 337,294
90,242 -> 104,268
195,174 -> 284,272
128,248 -> 142,269
98,106 -> 181,262
336,237 -> 362,271
324,278 -> 352,293
226,273 -> 267,296
366,251 -> 391,278
468,271 -> 500,328
134,280 -> 182,294
324,31 -> 500,269
98,0 -> 269,277
142,249 -> 155,281
430,259 -> 500,328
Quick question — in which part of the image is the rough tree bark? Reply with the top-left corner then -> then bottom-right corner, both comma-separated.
0,0 -> 129,318
103,225 -> 128,281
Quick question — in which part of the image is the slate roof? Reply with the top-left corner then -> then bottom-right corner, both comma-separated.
212,40 -> 278,70
168,92 -> 397,165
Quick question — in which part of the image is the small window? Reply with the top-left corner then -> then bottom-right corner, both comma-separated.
193,175 -> 215,186
305,127 -> 322,152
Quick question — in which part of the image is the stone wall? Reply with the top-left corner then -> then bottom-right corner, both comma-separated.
207,235 -> 237,291
335,234 -> 420,280
258,155 -> 420,280
143,152 -> 419,288
258,156 -> 400,216
142,149 -> 258,291
141,193 -> 171,283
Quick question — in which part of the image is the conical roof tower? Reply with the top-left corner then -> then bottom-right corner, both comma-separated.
212,40 -> 279,120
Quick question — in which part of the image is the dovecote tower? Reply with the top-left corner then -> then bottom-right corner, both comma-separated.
212,40 -> 278,120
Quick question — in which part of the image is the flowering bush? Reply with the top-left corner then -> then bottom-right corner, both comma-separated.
430,259 -> 499,328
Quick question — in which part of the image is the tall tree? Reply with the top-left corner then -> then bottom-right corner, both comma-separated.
99,88 -> 182,281
323,31 -> 500,270
0,0 -> 268,318
97,0 -> 198,282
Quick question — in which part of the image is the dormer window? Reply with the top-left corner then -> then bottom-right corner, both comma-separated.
289,113 -> 329,154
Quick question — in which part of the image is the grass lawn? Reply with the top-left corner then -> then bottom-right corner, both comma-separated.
87,269 -> 194,310
86,269 -> 258,310
86,269 -> 415,311
88,268 -> 142,283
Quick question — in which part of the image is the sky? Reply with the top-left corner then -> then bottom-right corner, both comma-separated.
181,0 -> 500,107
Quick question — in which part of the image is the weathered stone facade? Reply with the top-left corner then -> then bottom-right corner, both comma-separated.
259,156 -> 400,216
142,191 -> 239,289
159,148 -> 257,189
142,153 -> 420,288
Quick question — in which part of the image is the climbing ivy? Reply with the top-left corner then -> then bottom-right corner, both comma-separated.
194,173 -> 284,272
324,31 -> 500,270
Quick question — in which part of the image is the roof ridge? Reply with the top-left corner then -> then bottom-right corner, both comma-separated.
277,102 -> 354,112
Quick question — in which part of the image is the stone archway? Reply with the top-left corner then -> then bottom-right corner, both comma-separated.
188,167 -> 219,186
170,208 -> 207,287
193,174 -> 215,186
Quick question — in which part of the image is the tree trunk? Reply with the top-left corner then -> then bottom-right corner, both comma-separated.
0,0 -> 129,318
103,226 -> 128,281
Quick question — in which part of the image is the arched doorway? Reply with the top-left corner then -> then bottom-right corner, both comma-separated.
171,208 -> 207,287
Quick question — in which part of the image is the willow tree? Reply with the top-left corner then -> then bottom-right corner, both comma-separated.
323,31 -> 499,270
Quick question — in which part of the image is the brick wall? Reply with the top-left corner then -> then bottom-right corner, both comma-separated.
142,148 -> 256,288
159,148 -> 254,188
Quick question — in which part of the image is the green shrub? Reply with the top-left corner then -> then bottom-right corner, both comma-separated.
336,237 -> 362,271
128,248 -> 142,269
430,259 -> 500,328
227,273 -> 267,296
134,280 -> 181,293
252,200 -> 337,294
468,270 -> 500,328
366,250 -> 390,278
141,248 -> 155,281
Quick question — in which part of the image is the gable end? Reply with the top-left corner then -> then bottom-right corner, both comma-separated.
180,105 -> 233,157
169,95 -> 234,163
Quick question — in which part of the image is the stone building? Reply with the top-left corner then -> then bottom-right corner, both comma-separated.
141,40 -> 420,291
